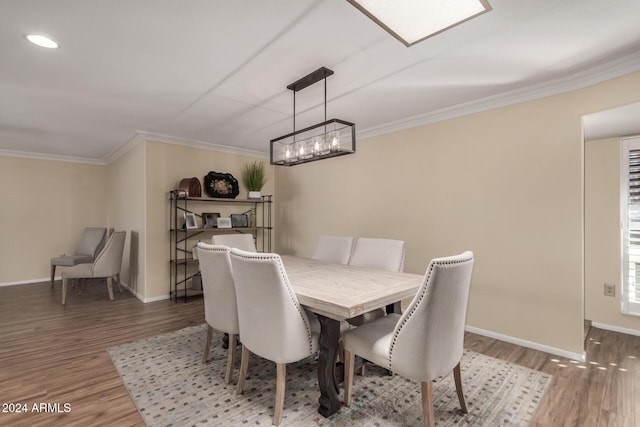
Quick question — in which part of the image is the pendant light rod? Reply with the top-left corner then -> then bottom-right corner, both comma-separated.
323,76 -> 327,138
289,67 -> 333,136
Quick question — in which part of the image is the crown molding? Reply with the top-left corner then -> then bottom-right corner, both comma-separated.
358,50 -> 640,141
102,132 -> 146,165
104,130 -> 270,165
4,52 -> 640,163
1,130 -> 270,165
0,148 -> 107,165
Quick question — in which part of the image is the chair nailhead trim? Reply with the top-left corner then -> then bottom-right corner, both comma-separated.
233,252 -> 314,351
388,253 -> 473,371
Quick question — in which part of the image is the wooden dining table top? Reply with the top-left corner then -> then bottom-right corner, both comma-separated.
280,255 -> 424,321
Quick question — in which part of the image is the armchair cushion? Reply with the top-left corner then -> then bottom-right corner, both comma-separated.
51,254 -> 93,267
341,313 -> 399,369
61,263 -> 94,279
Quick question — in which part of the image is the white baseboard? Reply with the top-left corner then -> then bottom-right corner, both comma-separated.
591,322 -> 640,337
1,278 -> 169,303
465,325 -> 586,362
142,294 -> 170,303
116,282 -> 167,303
0,277 -> 52,287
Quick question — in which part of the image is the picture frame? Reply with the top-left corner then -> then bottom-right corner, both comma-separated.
217,217 -> 232,229
230,213 -> 249,228
203,212 -> 220,229
184,212 -> 198,229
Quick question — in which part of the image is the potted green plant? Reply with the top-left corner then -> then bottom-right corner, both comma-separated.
241,161 -> 266,199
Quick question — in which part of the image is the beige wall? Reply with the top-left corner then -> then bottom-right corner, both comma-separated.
4,71 -> 640,354
106,142 -> 146,297
0,155 -> 107,284
144,140 -> 274,300
585,137 -> 640,331
275,71 -> 640,356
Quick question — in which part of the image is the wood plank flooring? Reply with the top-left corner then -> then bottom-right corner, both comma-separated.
1,281 -> 639,426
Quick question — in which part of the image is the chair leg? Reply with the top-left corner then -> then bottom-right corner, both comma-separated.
236,345 -> 250,395
344,350 -> 355,406
453,362 -> 467,413
202,325 -> 213,363
106,277 -> 114,300
116,274 -> 123,293
62,278 -> 67,305
51,265 -> 56,287
273,363 -> 286,426
421,381 -> 435,427
225,334 -> 237,384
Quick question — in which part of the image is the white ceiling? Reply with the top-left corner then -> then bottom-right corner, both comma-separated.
2,0 -> 640,163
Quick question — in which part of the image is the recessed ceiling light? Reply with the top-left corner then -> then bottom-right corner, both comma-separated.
347,0 -> 492,47
25,34 -> 59,49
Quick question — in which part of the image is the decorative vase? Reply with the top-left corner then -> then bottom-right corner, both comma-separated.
248,191 -> 261,200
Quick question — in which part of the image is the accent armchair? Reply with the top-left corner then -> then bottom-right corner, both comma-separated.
342,251 -> 474,427
61,231 -> 126,305
50,227 -> 107,287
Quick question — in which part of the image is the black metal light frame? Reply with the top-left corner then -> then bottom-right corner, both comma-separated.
270,67 -> 356,166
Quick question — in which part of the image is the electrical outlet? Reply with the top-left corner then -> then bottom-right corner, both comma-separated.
603,283 -> 616,297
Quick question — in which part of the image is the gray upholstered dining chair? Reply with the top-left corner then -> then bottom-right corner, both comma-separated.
61,231 -> 126,305
229,248 -> 320,426
196,243 -> 240,384
312,235 -> 354,265
348,237 -> 406,326
212,233 -> 256,252
50,227 -> 107,287
342,251 -> 474,427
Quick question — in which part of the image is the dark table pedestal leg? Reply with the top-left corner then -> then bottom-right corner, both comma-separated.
222,333 -> 229,349
386,301 -> 401,314
317,314 -> 341,418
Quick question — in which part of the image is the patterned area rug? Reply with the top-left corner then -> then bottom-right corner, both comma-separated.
108,324 -> 551,426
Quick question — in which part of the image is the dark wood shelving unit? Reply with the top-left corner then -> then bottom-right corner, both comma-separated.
169,191 -> 272,302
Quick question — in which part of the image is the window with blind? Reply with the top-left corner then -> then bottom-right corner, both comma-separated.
621,136 -> 640,315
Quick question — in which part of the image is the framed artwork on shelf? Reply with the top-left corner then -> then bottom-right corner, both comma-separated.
203,212 -> 220,228
231,213 -> 249,228
185,212 -> 198,229
217,217 -> 232,228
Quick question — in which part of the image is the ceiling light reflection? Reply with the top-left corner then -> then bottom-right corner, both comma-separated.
25,34 -> 59,49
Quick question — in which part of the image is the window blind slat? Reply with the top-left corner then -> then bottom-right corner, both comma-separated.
623,140 -> 640,310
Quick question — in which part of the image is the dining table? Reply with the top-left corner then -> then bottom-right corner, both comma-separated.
280,255 -> 424,418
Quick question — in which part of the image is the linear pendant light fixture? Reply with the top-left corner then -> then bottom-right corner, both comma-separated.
347,0 -> 492,47
270,67 -> 355,166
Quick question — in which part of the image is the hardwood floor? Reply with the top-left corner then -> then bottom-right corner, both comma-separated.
466,326 -> 640,426
1,281 -> 639,426
0,281 -> 203,427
